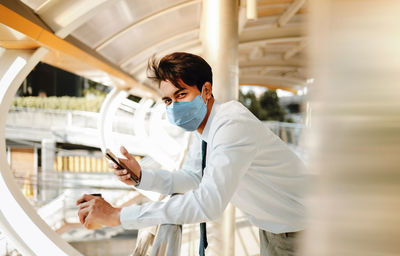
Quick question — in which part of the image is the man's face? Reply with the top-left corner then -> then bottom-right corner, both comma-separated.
160,80 -> 201,106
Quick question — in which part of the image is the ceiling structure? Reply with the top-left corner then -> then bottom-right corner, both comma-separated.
0,0 -> 309,97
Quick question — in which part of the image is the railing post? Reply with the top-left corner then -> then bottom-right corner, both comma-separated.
150,224 -> 182,256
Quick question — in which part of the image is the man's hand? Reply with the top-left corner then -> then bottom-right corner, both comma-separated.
76,194 -> 122,228
111,146 -> 142,186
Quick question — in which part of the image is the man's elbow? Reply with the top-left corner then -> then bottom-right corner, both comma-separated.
204,202 -> 225,221
207,211 -> 222,221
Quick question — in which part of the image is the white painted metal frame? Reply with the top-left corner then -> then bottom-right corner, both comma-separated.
239,36 -> 306,48
98,88 -> 192,201
98,87 -> 130,154
121,28 -> 200,69
239,75 -> 306,88
277,0 -> 306,27
0,48 -> 83,256
283,40 -> 307,60
246,0 -> 257,20
36,0 -> 121,38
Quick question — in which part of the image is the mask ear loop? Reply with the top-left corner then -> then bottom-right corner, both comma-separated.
201,86 -> 209,105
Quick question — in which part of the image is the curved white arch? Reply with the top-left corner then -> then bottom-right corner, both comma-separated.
147,103 -> 191,171
98,88 -> 193,202
98,87 -> 129,154
99,88 -> 191,169
0,48 -> 83,255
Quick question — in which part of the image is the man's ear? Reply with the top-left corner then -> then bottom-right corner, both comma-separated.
203,82 -> 212,100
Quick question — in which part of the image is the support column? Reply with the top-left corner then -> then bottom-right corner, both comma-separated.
202,0 -> 239,102
201,1 -> 239,255
40,139 -> 57,201
33,145 -> 38,200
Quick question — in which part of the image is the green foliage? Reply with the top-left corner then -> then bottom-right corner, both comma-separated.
12,96 -> 105,112
239,90 -> 286,121
127,94 -> 142,103
82,87 -> 107,97
83,80 -> 110,97
287,103 -> 300,113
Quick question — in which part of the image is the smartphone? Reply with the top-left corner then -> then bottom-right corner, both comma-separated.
105,148 -> 140,184
80,193 -> 102,203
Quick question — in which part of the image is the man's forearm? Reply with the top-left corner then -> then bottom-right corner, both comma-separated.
137,169 -> 200,194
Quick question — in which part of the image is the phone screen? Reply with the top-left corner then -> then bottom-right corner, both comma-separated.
105,150 -> 124,169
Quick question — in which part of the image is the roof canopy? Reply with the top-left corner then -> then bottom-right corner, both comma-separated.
1,0 -> 308,97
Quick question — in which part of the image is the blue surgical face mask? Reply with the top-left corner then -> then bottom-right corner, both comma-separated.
166,88 -> 208,131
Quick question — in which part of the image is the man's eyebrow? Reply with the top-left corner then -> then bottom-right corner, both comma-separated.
161,88 -> 186,101
173,88 -> 186,96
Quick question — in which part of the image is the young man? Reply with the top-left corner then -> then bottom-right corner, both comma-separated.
77,52 -> 309,256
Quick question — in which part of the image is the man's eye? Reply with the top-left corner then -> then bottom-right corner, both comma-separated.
164,99 -> 171,105
177,93 -> 186,98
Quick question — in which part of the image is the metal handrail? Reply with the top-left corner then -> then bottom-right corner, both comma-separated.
130,195 -> 183,256
150,224 -> 182,256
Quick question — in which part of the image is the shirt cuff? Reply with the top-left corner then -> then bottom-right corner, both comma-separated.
120,205 -> 142,229
135,169 -> 154,190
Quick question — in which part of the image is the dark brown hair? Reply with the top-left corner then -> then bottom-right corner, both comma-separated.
147,52 -> 212,92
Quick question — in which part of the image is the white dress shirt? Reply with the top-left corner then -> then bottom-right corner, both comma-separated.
120,100 -> 309,234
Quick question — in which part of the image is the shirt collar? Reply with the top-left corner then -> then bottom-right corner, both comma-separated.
198,100 -> 219,143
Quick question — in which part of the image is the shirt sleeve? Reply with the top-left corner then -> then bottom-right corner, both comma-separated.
136,134 -> 203,195
120,118 -> 259,229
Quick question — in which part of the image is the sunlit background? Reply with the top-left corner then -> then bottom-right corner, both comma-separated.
1,0 -> 399,256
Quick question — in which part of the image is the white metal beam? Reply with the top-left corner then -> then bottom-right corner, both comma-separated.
239,25 -> 304,44
128,39 -> 202,75
278,0 -> 306,27
283,40 -> 307,60
120,28 -> 200,68
238,5 -> 248,35
36,0 -> 120,38
239,75 -> 306,88
248,46 -> 264,60
239,36 -> 306,48
246,0 -> 257,20
240,56 -> 305,68
241,65 -> 300,75
240,45 -> 297,56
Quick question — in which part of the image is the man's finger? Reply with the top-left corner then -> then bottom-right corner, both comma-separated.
76,194 -> 96,205
118,173 -> 131,181
78,201 -> 90,209
114,169 -> 127,176
120,146 -> 134,160
83,211 -> 95,228
78,206 -> 90,224
109,162 -> 119,169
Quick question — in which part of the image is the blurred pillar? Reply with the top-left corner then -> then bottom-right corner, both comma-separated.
201,0 -> 239,255
41,139 -> 58,201
302,1 -> 400,255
